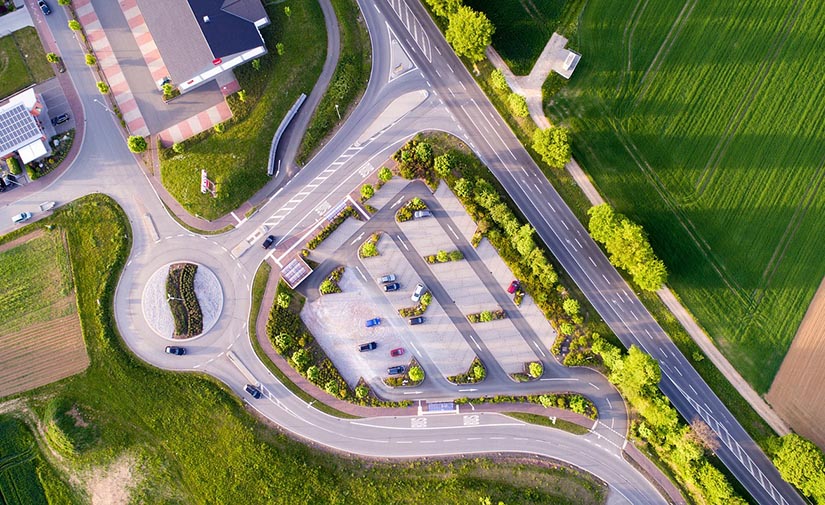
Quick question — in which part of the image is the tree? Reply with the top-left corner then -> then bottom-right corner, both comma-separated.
445,6 -> 494,63
355,385 -> 369,399
276,292 -> 291,308
528,362 -> 543,378
532,126 -> 571,169
690,418 -> 720,452
85,54 -> 96,66
251,59 -> 261,71
480,310 -> 493,322
284,6 -> 291,17
360,183 -> 374,200
127,136 -> 147,153
772,434 -> 825,502
68,20 -> 81,31
273,332 -> 292,353
276,43 -> 285,56
214,122 -> 226,134
306,365 -> 320,383
58,0 -> 71,5
610,346 -> 661,401
324,380 -> 339,396
490,69 -> 508,91
472,362 -> 485,380
415,142 -> 433,164
563,298 -> 580,317
291,349 -> 310,371
378,166 -> 392,182
425,0 -> 461,18
454,178 -> 472,198
437,250 -> 449,262
408,366 -> 424,382
96,82 -> 109,94
46,52 -> 59,63
512,224 -> 536,256
559,322 -> 574,335
508,93 -> 529,118
434,152 -> 455,178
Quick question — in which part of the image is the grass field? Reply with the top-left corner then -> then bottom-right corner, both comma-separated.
160,2 -> 326,220
0,230 -> 87,398
465,0 -> 584,75
0,27 -> 52,98
0,415 -> 81,504
0,195 -> 606,502
547,0 -> 825,393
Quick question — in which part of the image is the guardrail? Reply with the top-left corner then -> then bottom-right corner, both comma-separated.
267,93 -> 307,176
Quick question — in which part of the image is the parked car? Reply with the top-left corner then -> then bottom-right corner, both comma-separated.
387,365 -> 406,375
377,274 -> 396,284
244,384 -> 262,399
359,341 -> 377,352
164,346 -> 186,356
411,283 -> 426,302
365,317 -> 381,328
507,280 -> 520,294
413,210 -> 432,219
390,347 -> 405,357
38,0 -> 51,15
51,113 -> 70,126
383,282 -> 400,292
408,316 -> 424,325
11,212 -> 31,224
261,235 -> 276,249
0,178 -> 6,192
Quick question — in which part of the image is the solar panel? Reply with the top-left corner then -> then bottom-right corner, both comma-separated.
0,104 -> 41,155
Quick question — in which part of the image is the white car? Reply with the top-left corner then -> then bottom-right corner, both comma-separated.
11,212 -> 32,224
411,283 -> 426,302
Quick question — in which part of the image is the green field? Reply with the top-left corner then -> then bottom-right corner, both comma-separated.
160,2 -> 326,220
547,0 -> 825,392
0,196 -> 605,502
0,27 -> 52,98
0,231 -> 73,334
466,0 -> 584,75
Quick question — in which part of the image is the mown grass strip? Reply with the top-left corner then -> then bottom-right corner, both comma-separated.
503,412 -> 590,435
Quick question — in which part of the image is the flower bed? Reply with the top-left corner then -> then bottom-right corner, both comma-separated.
358,232 -> 381,258
512,361 -> 544,382
398,292 -> 432,317
395,197 -> 427,222
424,249 -> 464,264
384,358 -> 424,387
306,206 -> 357,250
166,262 -> 203,338
447,357 -> 486,384
466,309 -> 506,323
319,266 -> 344,295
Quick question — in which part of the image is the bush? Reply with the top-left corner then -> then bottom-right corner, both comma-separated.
324,380 -> 339,396
291,348 -> 311,372
560,322 -> 574,335
563,298 -> 580,317
490,69 -> 509,91
436,250 -> 449,262
434,152 -> 455,178
480,310 -> 493,322
359,233 -> 380,258
7,157 -> 21,175
172,143 -> 184,154
306,206 -> 357,249
408,366 -> 424,382
84,54 -> 96,66
96,81 -> 109,94
449,250 -> 464,261
360,184 -> 374,200
68,20 -> 81,31
355,385 -> 369,399
378,166 -> 392,182
508,93 -> 529,118
214,122 -> 226,133
127,136 -> 148,153
46,52 -> 59,63
58,0 -> 71,5
306,365 -> 320,383
528,361 -> 543,378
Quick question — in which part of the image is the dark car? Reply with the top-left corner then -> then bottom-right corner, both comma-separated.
383,282 -> 400,292
262,235 -> 276,249
38,0 -> 51,15
507,280 -> 520,294
359,341 -> 377,352
51,113 -> 70,126
245,384 -> 262,399
387,365 -> 406,375
365,317 -> 381,328
164,346 -> 186,356
390,347 -> 405,357
408,316 -> 424,325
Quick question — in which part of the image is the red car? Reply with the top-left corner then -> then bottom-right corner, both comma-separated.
507,280 -> 520,294
390,347 -> 405,357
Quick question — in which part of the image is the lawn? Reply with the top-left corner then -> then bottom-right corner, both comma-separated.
548,0 -> 825,392
160,1 -> 327,220
465,0 -> 584,75
0,27 -> 52,98
297,0 -> 371,164
0,194 -> 606,502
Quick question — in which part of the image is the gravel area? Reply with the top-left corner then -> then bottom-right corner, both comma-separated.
141,263 -> 223,340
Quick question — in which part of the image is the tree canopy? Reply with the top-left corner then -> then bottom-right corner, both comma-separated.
771,434 -> 825,502
532,127 -> 571,169
445,6 -> 494,63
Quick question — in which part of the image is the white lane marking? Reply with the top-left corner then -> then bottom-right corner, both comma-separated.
443,438 -> 459,442
533,183 -> 542,195
471,98 -> 517,161
588,382 -> 600,390
548,203 -> 556,213
606,397 -> 613,409
631,311 -> 638,321
645,329 -> 653,339
460,80 -> 466,90
351,232 -> 365,245
447,224 -> 459,239
447,64 -> 454,73
467,437 -> 482,441
435,68 -> 441,78
397,235 -> 410,251
561,221 -> 569,230
602,274 -> 609,283
532,341 -> 546,357
459,388 -> 478,392
675,366 -> 683,377
659,347 -> 667,358
575,238 -> 583,248
689,384 -> 698,395
434,45 -> 441,55
403,391 -> 423,395
589,256 -> 596,267
411,343 -> 421,354
354,265 -> 367,281
540,378 -> 578,381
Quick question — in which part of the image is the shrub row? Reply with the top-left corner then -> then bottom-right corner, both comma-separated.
454,393 -> 597,420
306,206 -> 357,250
384,358 -> 424,387
424,249 -> 463,263
319,266 -> 345,295
165,263 -> 202,337
466,309 -> 505,323
359,232 -> 381,258
25,130 -> 75,180
395,197 -> 427,222
447,357 -> 486,384
398,292 -> 432,317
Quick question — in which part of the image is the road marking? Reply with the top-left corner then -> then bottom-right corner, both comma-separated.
351,232 -> 365,245
630,311 -> 638,321
575,238 -> 583,248
561,221 -> 569,230
606,397 -> 613,409
588,382 -> 600,390
447,63 -> 454,73
689,384 -> 697,395
471,98 -> 517,161
589,256 -> 596,266
447,224 -> 459,239
467,437 -> 482,441
460,81 -> 466,90
397,235 -> 410,251
674,366 -> 683,377
411,343 -> 421,354
396,441 -> 412,444
548,203 -> 556,213
419,440 -> 436,444
659,347 -> 667,358
490,437 -> 506,440
434,68 -> 441,78
448,88 -> 455,98
540,378 -> 578,381
468,334 -> 479,348
602,274 -> 609,283
533,183 -> 542,195
514,437 -> 527,441
532,341 -> 546,357
391,195 -> 405,208
645,329 -> 653,339
354,265 -> 367,281
404,391 -> 423,395
459,388 -> 478,392
443,438 -> 459,442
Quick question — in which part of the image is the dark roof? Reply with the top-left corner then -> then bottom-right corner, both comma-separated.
187,0 -> 268,60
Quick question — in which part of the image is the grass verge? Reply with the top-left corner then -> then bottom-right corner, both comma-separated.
159,2 -> 326,220
504,412 -> 590,435
297,0 -> 371,164
12,26 -> 52,83
0,30 -> 32,97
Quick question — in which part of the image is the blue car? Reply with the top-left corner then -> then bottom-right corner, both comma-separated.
365,317 -> 381,328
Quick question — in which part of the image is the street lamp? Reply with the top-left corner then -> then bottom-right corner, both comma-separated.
167,294 -> 184,302
335,103 -> 340,120
93,98 -> 115,117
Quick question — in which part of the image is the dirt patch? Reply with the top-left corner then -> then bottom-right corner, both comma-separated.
767,277 -> 825,451
67,405 -> 90,428
0,229 -> 44,255
87,456 -> 138,505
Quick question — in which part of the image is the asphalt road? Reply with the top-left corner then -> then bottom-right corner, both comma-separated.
374,0 -> 803,503
0,1 -> 665,503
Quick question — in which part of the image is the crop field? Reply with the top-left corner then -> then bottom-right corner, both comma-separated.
548,0 -> 825,392
466,0 -> 584,75
0,230 -> 87,397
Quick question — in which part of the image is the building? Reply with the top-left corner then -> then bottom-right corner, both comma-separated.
548,33 -> 581,80
137,0 -> 270,93
0,88 -> 50,165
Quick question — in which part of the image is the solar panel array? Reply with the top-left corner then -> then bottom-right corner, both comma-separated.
0,104 -> 40,155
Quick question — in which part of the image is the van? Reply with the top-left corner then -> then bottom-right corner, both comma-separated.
11,212 -> 31,224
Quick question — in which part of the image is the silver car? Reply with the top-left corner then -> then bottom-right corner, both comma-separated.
411,283 -> 425,302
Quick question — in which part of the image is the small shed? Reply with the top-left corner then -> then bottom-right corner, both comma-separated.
281,255 -> 313,290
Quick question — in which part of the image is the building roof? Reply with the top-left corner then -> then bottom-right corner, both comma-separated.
0,103 -> 41,158
18,139 -> 48,164
137,0 -> 268,85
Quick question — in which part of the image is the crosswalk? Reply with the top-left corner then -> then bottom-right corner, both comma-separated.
386,0 -> 432,62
